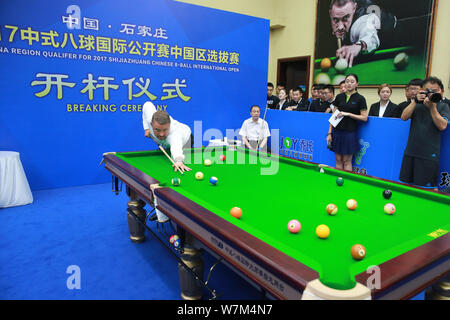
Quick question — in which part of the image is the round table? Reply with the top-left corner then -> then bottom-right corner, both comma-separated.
0,151 -> 33,208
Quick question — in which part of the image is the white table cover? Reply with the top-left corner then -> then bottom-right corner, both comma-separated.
0,151 -> 33,208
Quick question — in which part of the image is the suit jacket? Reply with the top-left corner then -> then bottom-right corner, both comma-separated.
369,101 -> 400,118
276,100 -> 289,110
286,98 -> 310,111
309,100 -> 331,113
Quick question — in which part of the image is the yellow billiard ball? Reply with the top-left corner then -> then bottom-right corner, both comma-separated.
204,159 -> 212,166
195,172 -> 204,180
316,224 -> 330,239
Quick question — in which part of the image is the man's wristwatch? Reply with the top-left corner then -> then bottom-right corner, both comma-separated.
355,41 -> 366,51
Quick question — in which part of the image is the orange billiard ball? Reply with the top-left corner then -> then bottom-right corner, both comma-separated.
230,207 -> 242,219
316,224 -> 330,239
351,244 -> 366,260
346,199 -> 357,210
321,58 -> 332,72
326,203 -> 338,215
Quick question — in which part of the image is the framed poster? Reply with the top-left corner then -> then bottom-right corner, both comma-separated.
313,0 -> 438,86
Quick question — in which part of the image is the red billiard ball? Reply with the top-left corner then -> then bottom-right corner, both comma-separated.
220,155 -> 226,161
287,220 -> 301,233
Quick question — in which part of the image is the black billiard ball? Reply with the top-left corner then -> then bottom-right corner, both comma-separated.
383,190 -> 392,199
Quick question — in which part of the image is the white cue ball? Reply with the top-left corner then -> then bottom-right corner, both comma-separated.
335,58 -> 348,74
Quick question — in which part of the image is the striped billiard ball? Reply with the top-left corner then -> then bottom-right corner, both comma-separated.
171,177 -> 181,186
209,176 -> 218,185
346,199 -> 357,210
326,204 -> 338,215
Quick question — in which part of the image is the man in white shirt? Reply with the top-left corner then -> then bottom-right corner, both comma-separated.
142,101 -> 192,172
239,105 -> 271,151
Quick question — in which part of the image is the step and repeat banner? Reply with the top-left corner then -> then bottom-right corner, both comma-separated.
0,0 -> 269,190
269,110 -> 450,191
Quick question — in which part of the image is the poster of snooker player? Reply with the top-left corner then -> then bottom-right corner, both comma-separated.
313,0 -> 437,86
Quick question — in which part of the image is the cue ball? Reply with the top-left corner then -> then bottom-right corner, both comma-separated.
204,159 -> 212,166
384,203 -> 396,215
335,58 -> 348,74
171,177 -> 181,186
315,73 -> 331,85
351,244 -> 366,260
195,171 -> 204,180
383,189 -> 392,199
326,204 -> 338,215
288,219 -> 301,233
394,52 -> 409,70
321,58 -> 332,72
230,207 -> 242,219
316,224 -> 330,239
346,199 -> 357,210
332,74 -> 346,85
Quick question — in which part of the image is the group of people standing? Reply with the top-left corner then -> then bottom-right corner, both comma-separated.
138,75 -> 448,192
266,75 -> 450,188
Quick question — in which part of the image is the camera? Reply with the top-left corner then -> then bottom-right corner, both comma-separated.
415,89 -> 442,103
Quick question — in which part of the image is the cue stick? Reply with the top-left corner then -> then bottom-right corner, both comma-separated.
337,37 -> 342,49
147,135 -> 185,174
256,105 -> 268,149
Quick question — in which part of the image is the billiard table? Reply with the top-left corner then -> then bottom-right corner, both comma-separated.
103,147 -> 450,300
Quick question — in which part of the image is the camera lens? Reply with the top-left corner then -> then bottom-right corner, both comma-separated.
430,92 -> 442,103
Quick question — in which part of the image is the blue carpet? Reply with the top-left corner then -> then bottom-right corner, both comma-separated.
0,183 -> 261,300
0,183 -> 426,300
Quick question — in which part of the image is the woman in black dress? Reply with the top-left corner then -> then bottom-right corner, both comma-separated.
326,74 -> 368,171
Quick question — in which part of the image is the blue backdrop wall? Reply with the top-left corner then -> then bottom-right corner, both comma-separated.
0,0 -> 270,190
268,110 -> 450,190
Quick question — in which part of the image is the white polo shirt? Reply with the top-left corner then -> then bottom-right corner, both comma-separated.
239,117 -> 270,141
142,101 -> 191,162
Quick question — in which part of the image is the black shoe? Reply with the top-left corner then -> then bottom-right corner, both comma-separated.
149,213 -> 157,221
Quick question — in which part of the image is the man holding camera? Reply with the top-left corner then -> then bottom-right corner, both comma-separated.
399,77 -> 450,188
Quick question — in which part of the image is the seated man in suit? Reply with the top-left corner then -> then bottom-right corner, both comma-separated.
369,83 -> 400,118
310,84 -> 335,113
285,87 -> 310,111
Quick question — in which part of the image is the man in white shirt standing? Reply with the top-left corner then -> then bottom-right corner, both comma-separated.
239,105 -> 271,151
142,101 -> 192,172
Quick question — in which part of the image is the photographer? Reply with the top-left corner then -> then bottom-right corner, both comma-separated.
399,77 -> 450,188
